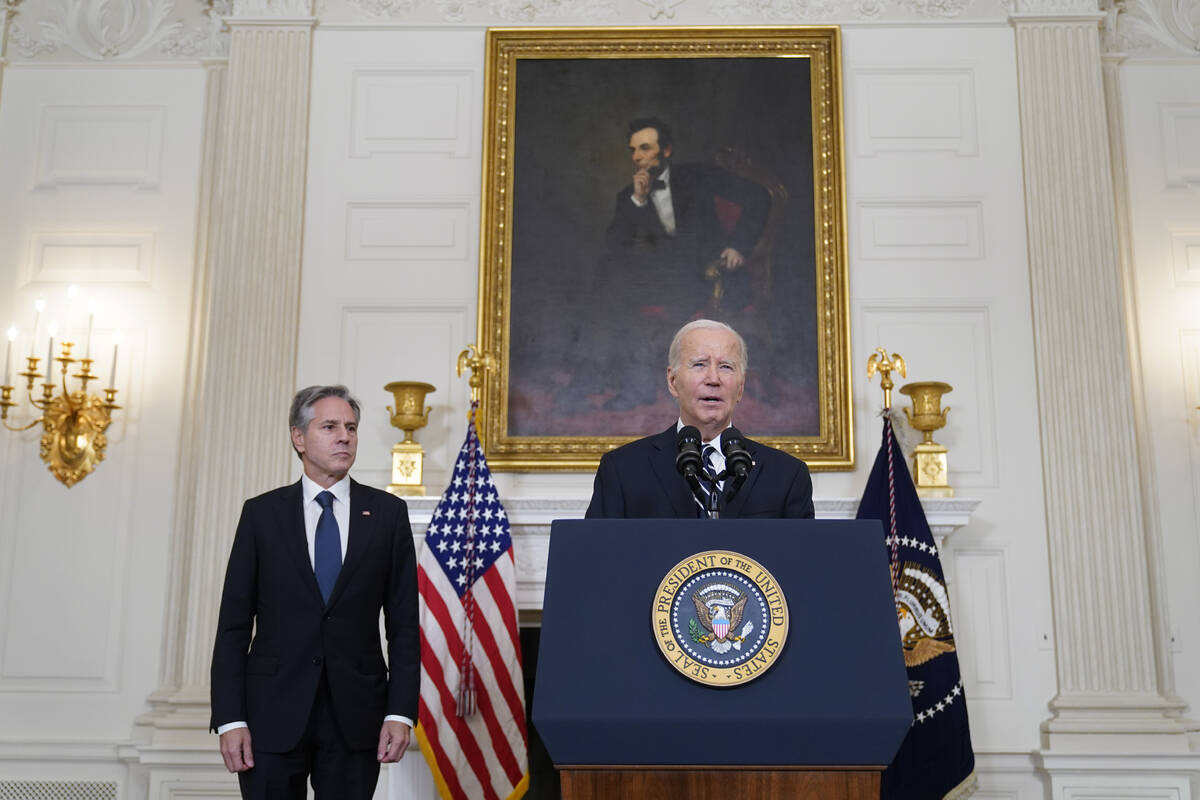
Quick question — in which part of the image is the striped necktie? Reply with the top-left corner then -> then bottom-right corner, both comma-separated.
696,445 -> 719,516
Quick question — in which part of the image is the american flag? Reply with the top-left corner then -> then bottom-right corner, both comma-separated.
415,410 -> 529,800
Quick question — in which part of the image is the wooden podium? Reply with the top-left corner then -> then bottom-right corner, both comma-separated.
533,519 -> 910,800
559,766 -> 880,800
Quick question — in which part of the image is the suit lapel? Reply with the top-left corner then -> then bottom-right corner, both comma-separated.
721,438 -> 764,519
279,481 -> 324,601
649,425 -> 697,518
328,479 -> 376,607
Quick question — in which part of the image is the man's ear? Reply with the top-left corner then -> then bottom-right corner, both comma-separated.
663,144 -> 672,160
290,425 -> 306,456
666,366 -> 680,399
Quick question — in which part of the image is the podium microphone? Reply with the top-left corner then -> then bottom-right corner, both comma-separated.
721,426 -> 753,498
675,425 -> 704,479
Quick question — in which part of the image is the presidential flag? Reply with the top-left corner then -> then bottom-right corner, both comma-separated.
416,407 -> 529,800
857,413 -> 976,800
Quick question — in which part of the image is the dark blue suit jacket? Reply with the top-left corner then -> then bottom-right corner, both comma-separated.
210,479 -> 419,752
585,425 -> 814,520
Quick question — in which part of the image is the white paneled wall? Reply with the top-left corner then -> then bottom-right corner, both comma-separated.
298,29 -> 485,495
0,63 -> 205,764
837,27 -> 1055,753
1121,62 -> 1200,728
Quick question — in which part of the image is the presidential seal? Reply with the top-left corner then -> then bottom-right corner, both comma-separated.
651,550 -> 788,687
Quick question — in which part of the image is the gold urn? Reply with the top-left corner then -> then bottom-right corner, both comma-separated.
384,381 -> 435,496
899,381 -> 954,498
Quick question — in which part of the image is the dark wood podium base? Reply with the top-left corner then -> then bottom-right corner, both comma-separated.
559,766 -> 882,800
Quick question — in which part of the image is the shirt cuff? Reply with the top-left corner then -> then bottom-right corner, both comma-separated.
385,715 -> 414,728
216,721 -> 248,735
629,193 -> 647,207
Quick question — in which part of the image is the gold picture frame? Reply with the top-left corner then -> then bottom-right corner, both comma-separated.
476,26 -> 852,471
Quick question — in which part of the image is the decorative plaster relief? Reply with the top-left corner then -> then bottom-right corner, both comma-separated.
856,201 -> 985,260
854,68 -> 979,156
35,106 -> 165,189
340,0 -> 615,21
6,0 -> 229,61
233,0 -> 314,15
1102,0 -> 1200,56
1013,0 -> 1098,13
1161,104 -> 1200,188
350,69 -> 472,158
37,0 -> 183,60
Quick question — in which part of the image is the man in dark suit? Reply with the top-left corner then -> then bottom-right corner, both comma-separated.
210,385 -> 419,798
596,118 -> 771,411
586,319 -> 814,519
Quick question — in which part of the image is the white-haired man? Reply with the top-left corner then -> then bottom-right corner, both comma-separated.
586,319 -> 814,519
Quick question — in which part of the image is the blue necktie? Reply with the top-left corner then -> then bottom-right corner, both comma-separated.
314,491 -> 341,604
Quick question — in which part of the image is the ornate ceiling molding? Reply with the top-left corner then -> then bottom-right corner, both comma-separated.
5,0 -> 229,61
1102,0 -> 1200,56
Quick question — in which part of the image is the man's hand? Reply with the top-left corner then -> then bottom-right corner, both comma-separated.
377,719 -> 411,763
719,247 -> 745,270
219,728 -> 255,773
632,169 -> 652,202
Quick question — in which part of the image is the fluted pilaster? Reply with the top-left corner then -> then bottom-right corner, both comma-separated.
1012,7 -> 1191,749
132,2 -> 315,747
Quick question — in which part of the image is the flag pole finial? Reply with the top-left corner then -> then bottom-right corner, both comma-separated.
456,344 -> 494,419
866,348 -> 906,411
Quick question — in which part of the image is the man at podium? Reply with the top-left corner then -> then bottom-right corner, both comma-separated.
585,319 -> 814,519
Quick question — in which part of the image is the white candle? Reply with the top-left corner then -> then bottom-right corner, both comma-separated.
109,331 -> 120,387
45,337 -> 54,383
85,312 -> 94,359
4,334 -> 12,386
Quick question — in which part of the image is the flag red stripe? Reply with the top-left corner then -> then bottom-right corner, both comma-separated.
479,567 -> 530,740
421,562 -> 524,783
486,552 -> 523,657
420,564 -> 522,794
419,625 -> 502,800
468,576 -> 529,763
418,695 -> 473,800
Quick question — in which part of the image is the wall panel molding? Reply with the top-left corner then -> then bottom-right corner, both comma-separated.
855,200 -> 985,260
953,548 -> 1013,699
24,231 -> 155,285
853,67 -> 979,156
35,107 -> 165,189
859,302 -> 1000,487
1169,229 -> 1200,285
338,303 -> 470,492
345,200 -> 471,261
1160,103 -> 1200,188
349,67 -> 472,158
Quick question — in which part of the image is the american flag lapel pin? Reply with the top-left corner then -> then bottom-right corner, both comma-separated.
362,510 -> 371,516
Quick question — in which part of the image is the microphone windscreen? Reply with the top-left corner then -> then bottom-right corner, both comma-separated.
675,425 -> 704,477
678,425 -> 703,448
720,426 -> 748,456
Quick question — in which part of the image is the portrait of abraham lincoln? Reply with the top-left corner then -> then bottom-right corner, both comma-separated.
507,55 -> 818,439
